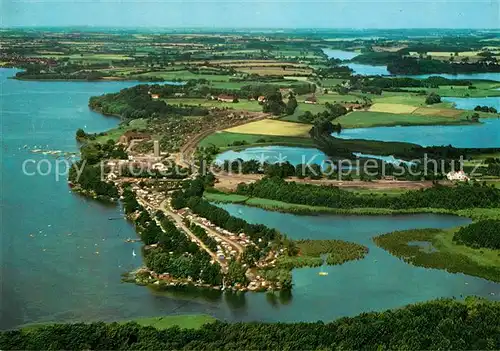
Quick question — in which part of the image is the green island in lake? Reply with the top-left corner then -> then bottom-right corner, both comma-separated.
2,5 -> 500,349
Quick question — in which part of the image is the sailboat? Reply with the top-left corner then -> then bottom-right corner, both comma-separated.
318,253 -> 329,276
132,249 -> 137,257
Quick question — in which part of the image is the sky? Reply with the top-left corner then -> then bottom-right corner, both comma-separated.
2,0 -> 500,29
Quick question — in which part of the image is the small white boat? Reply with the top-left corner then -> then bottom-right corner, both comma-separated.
132,249 -> 137,257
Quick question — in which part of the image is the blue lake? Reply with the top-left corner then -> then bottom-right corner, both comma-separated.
215,146 -> 329,166
323,48 -> 500,81
409,73 -> 500,82
2,67 -> 499,330
443,96 -> 500,110
322,48 -> 390,76
337,118 -> 500,148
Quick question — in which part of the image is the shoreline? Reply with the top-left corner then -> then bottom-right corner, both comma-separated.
203,191 -> 500,221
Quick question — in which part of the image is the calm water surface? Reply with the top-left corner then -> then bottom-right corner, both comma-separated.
323,48 -> 500,81
322,48 -> 389,76
216,146 -> 329,166
443,96 -> 500,110
336,118 -> 500,148
2,68 -> 499,329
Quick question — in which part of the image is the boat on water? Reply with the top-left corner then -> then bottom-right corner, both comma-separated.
318,271 -> 328,276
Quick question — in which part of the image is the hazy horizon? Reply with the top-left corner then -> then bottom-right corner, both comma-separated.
3,0 -> 499,29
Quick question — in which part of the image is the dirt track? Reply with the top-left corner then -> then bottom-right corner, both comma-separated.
214,172 -> 440,192
174,111 -> 270,167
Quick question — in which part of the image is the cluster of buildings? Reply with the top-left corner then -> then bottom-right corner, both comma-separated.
130,185 -> 166,209
446,170 -> 470,182
1,54 -> 57,66
177,209 -> 251,260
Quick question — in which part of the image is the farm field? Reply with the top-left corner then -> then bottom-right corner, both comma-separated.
36,53 -> 132,62
309,93 -> 366,104
281,102 -> 328,122
335,111 -> 470,128
168,98 -> 263,112
133,70 -> 235,82
405,84 -> 500,98
369,103 -> 418,114
235,66 -> 312,76
368,103 -> 464,118
371,94 -> 430,106
198,131 -> 314,149
224,119 -> 312,137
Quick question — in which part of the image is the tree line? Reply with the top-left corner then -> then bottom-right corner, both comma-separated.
88,85 -> 209,120
387,57 -> 500,75
235,177 -> 500,210
453,220 -> 500,250
2,298 -> 499,350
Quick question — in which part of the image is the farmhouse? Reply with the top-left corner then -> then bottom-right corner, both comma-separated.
446,170 -> 470,182
150,94 -> 160,100
118,131 -> 151,144
279,88 -> 292,96
257,95 -> 266,103
304,95 -> 318,104
343,103 -> 364,111
218,94 -> 236,103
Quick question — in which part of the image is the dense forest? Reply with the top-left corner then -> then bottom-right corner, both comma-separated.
387,57 -> 500,74
2,298 -> 500,350
67,140 -> 128,200
235,177 -> 500,210
453,220 -> 500,250
89,85 -> 209,120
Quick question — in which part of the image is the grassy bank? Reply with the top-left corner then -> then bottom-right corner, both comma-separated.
198,131 -> 315,149
373,228 -> 500,283
276,239 -> 368,269
203,191 -> 500,221
120,314 -> 216,330
336,110 -> 474,129
18,314 -> 216,331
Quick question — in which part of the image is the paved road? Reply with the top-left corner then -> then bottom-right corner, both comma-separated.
195,221 -> 244,258
138,196 -> 224,270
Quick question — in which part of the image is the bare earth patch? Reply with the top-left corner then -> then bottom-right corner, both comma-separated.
214,173 -> 437,192
413,107 -> 463,118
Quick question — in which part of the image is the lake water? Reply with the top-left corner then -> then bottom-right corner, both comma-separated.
443,96 -> 500,110
336,118 -> 500,148
322,48 -> 390,76
216,203 -> 500,321
409,73 -> 500,82
2,67 -> 500,329
215,146 -> 329,166
323,48 -> 500,81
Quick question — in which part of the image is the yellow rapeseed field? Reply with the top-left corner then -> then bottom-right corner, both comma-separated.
224,119 -> 311,137
369,103 -> 418,114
